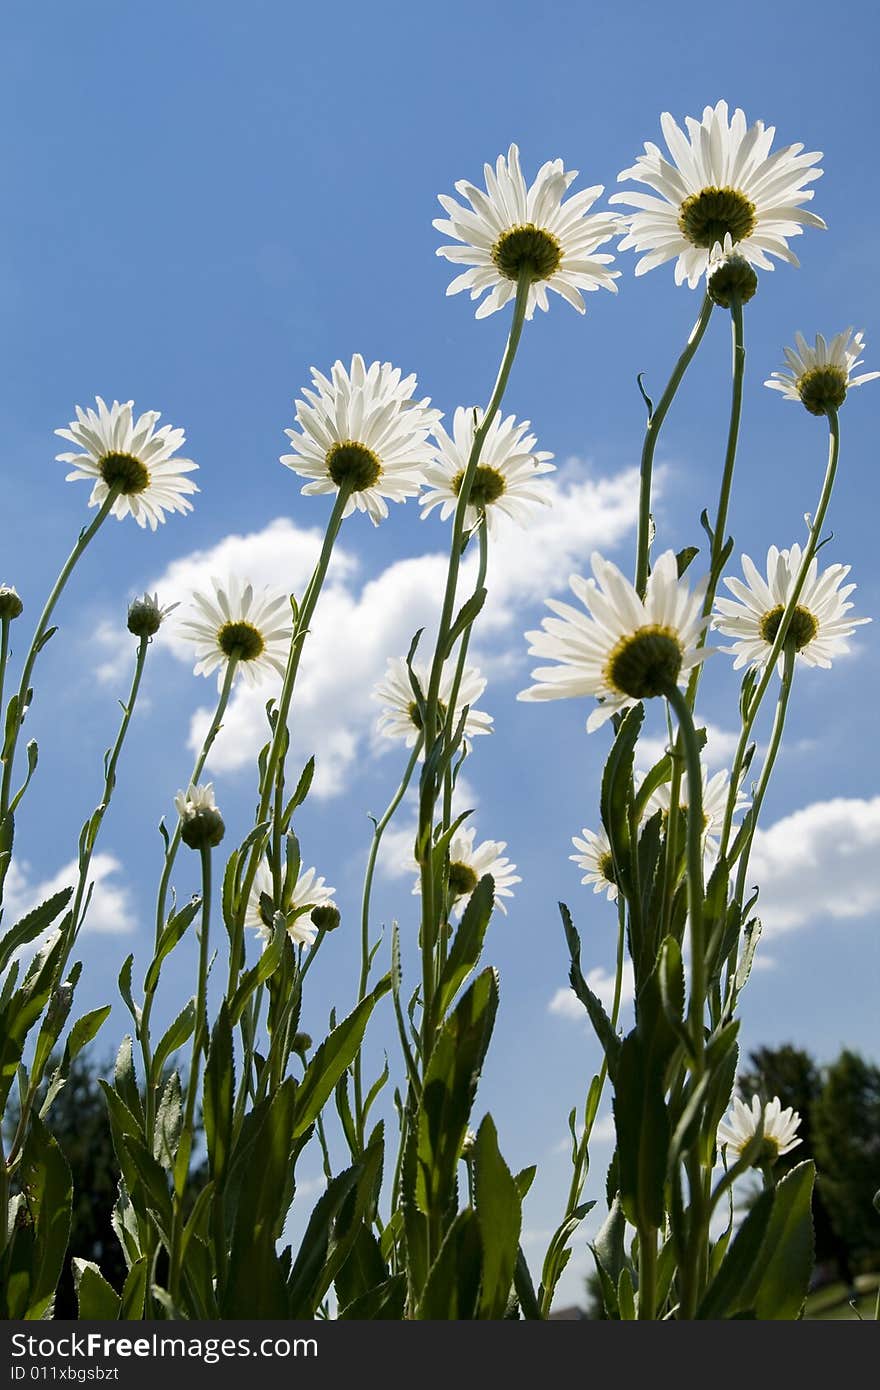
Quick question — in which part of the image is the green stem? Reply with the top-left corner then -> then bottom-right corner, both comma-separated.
718,408 -> 840,860
169,842 -> 213,1303
351,737 -> 422,1148
417,274 -> 530,1059
5,635 -> 150,1171
0,619 -> 10,741
686,297 -> 745,711
638,1227 -> 657,1319
663,683 -> 706,1063
0,491 -> 118,824
634,294 -> 713,599
154,657 -> 238,949
228,488 -> 349,996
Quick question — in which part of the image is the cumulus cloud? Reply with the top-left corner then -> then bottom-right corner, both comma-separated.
549,961 -> 635,1020
4,853 -> 137,936
749,796 -> 880,935
144,464 -> 642,798
636,718 -> 740,771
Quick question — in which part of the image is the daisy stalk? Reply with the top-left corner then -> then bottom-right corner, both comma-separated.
153,655 -> 239,948
169,839 -> 214,1305
539,893 -> 627,1317
440,518 -> 489,845
417,271 -> 530,1048
4,630 -> 151,1171
0,490 -> 119,833
718,406 -> 841,859
352,734 -> 423,1148
228,486 -> 350,996
634,293 -> 713,598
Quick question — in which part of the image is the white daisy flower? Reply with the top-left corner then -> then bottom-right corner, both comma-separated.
177,577 -> 293,689
281,354 -> 441,525
420,407 -> 555,533
434,143 -> 620,320
610,101 -> 825,287
55,396 -> 198,530
645,765 -> 750,868
570,826 -> 618,902
765,329 -> 880,416
718,1094 -> 802,1164
518,551 -> 710,732
373,655 -> 493,750
174,781 -> 219,821
414,825 -> 521,918
245,859 -> 336,949
714,545 -> 869,673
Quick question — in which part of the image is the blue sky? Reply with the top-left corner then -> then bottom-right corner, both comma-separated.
2,2 -> 878,1307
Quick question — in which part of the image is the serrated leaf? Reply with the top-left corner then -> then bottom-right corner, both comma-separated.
73,1259 -> 120,1319
473,1115 -> 521,1319
293,976 -> 390,1137
0,885 -> 73,976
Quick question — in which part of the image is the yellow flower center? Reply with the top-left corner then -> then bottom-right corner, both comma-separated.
98,452 -> 150,495
605,626 -> 683,699
491,224 -> 562,281
452,464 -> 507,508
217,620 -> 265,662
326,440 -> 382,492
796,366 -> 848,417
759,605 -> 818,651
448,861 -> 478,897
678,186 -> 757,249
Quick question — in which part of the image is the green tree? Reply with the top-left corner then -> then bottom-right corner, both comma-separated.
811,1050 -> 880,1274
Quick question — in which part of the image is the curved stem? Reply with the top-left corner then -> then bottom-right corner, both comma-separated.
418,274 -> 530,1057
663,683 -> 706,1062
169,841 -> 213,1303
634,294 -> 714,599
0,619 -> 10,742
5,636 -> 150,1170
718,409 -> 840,860
686,297 -> 745,711
352,737 -> 422,1149
1,491 -> 118,823
154,657 -> 238,948
228,488 -> 350,995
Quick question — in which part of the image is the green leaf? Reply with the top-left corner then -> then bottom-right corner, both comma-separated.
151,999 -> 195,1084
334,1223 -> 387,1313
203,1000 -> 234,1183
600,702 -> 644,886
339,1274 -> 407,1320
513,1246 -> 542,1320
117,954 -> 140,1027
559,903 -> 620,1081
143,896 -> 201,995
698,1188 -> 774,1319
222,1078 -> 298,1317
473,1115 -> 521,1319
415,968 -> 498,1223
62,1004 -> 112,1073
153,1071 -> 183,1170
120,1133 -> 174,1244
73,1259 -> 121,1319
4,1113 -> 72,1319
436,874 -> 494,1017
282,756 -> 315,827
0,885 -> 72,976
614,1027 -> 670,1232
417,1209 -> 482,1319
293,975 -> 390,1137
0,930 -> 65,1111
119,1257 -> 148,1319
675,545 -> 700,577
115,1034 -> 144,1128
285,1165 -> 362,1318
740,1160 -> 816,1320
445,586 -> 487,656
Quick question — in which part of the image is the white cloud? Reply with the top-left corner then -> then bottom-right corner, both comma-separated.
377,773 -> 481,881
637,719 -> 740,771
549,961 -> 635,1020
145,465 -> 642,799
749,796 -> 880,935
4,853 -> 137,937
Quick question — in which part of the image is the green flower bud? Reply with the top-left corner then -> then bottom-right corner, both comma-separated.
0,585 -> 24,621
707,253 -> 758,308
310,903 -> 340,933
174,783 -> 225,850
128,591 -> 175,638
